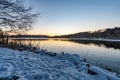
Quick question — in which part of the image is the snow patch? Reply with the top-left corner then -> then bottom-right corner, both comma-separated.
0,47 -> 119,80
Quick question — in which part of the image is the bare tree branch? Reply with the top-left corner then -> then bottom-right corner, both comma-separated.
0,0 -> 39,34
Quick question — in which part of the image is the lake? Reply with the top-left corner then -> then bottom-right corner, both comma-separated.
14,38 -> 120,74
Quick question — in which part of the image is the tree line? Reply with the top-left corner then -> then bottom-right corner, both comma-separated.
55,27 -> 120,39
11,27 -> 120,39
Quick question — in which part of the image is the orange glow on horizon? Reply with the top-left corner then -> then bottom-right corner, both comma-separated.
27,26 -> 114,36
27,31 -> 65,36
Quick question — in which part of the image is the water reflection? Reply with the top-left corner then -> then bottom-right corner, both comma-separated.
12,38 -> 120,75
15,38 -> 120,50
67,39 -> 120,50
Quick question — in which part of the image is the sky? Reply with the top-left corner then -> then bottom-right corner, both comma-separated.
25,0 -> 120,36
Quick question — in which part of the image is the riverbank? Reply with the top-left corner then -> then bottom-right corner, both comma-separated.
0,47 -> 119,80
11,37 -> 120,42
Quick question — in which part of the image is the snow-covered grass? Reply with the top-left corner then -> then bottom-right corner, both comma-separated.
0,47 -> 120,80
0,40 -> 40,52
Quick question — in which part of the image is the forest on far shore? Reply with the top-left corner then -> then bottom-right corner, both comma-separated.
54,27 -> 120,39
11,27 -> 120,39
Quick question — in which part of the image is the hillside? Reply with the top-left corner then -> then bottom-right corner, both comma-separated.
54,27 -> 120,39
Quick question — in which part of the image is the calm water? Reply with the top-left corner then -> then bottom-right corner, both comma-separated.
15,38 -> 120,74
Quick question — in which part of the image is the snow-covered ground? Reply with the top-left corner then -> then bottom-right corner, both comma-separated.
68,38 -> 120,42
0,47 -> 119,80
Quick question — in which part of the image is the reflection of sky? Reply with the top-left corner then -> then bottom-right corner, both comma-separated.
25,0 -> 120,36
28,39 -> 120,72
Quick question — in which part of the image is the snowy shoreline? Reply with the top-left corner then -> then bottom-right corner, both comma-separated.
0,47 -> 120,80
64,38 -> 120,42
11,38 -> 120,42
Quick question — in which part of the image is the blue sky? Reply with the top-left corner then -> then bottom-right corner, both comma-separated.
25,0 -> 120,36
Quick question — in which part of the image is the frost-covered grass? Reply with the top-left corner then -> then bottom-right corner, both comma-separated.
0,47 -> 119,80
0,40 -> 40,52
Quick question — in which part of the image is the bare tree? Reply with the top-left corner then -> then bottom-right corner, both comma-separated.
0,0 -> 38,33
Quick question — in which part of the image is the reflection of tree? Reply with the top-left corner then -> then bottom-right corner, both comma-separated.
68,39 -> 120,50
